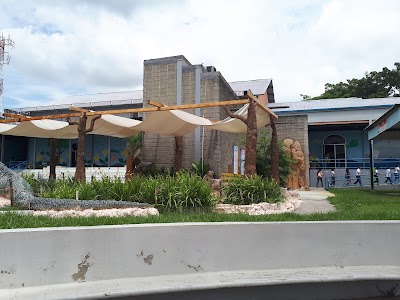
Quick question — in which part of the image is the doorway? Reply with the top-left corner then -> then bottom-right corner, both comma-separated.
323,135 -> 346,168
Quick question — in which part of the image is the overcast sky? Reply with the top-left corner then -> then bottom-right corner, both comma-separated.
1,0 -> 399,109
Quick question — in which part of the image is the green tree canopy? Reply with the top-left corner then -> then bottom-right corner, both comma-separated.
303,63 -> 400,100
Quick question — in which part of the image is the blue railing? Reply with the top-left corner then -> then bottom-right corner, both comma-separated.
310,158 -> 400,169
5,160 -> 28,170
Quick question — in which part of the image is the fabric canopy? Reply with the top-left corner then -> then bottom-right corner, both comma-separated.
0,103 -> 276,138
208,104 -> 272,133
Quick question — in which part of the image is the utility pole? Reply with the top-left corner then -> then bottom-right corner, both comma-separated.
0,33 -> 15,117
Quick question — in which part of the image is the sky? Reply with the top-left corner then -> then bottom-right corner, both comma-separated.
0,0 -> 399,110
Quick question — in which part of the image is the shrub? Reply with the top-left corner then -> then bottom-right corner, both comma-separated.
190,159 -> 211,177
222,175 -> 283,205
25,172 -> 214,212
256,132 -> 294,186
147,172 -> 214,212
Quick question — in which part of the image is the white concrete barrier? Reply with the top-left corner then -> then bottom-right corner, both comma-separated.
0,221 -> 399,299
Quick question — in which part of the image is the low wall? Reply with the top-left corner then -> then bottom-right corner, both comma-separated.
0,222 -> 400,299
23,167 -> 126,182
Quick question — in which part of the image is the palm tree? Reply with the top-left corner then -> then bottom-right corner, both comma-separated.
125,132 -> 143,181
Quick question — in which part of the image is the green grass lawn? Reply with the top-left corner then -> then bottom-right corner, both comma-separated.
1,189 -> 400,229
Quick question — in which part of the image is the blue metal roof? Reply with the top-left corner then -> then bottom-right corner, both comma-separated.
270,97 -> 400,113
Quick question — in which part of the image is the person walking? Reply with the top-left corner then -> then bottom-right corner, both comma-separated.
316,169 -> 323,188
345,168 -> 351,186
354,167 -> 362,186
374,167 -> 379,185
393,165 -> 400,184
384,167 -> 393,184
330,168 -> 336,187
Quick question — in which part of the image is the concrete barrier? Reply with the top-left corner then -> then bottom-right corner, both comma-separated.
0,221 -> 400,299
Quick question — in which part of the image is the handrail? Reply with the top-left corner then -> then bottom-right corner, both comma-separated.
5,160 -> 28,170
310,157 -> 400,169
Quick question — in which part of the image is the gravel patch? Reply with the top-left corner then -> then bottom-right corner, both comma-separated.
215,190 -> 302,215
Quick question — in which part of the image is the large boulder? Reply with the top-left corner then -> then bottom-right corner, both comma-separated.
283,139 -> 308,190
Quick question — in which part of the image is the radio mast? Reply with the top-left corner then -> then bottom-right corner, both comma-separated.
0,33 -> 15,117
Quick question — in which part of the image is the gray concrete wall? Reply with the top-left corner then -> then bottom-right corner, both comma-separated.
0,221 -> 400,299
142,56 -> 245,175
262,114 -> 310,186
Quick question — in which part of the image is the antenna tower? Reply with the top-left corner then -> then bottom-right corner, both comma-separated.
0,33 -> 15,117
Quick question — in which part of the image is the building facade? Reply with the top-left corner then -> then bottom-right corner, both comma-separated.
2,55 -> 399,188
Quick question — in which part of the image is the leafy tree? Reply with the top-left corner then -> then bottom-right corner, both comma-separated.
306,63 -> 400,99
256,132 -> 294,186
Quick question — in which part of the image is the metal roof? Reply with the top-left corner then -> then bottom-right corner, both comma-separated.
14,90 -> 143,113
229,79 -> 272,96
269,97 -> 400,113
10,79 -> 274,113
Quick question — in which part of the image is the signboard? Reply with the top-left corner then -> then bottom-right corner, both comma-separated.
233,145 -> 239,174
240,149 -> 245,175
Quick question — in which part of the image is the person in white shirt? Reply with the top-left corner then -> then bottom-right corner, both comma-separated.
393,165 -> 400,184
374,167 -> 379,185
354,167 -> 362,186
330,169 -> 335,187
384,167 -> 393,184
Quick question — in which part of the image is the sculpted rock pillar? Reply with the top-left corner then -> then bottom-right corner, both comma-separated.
283,139 -> 308,190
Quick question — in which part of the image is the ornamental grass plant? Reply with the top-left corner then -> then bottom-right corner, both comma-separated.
221,175 -> 283,205
22,172 -> 214,212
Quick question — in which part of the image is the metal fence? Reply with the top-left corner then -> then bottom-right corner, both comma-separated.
310,157 -> 400,169
324,174 -> 400,191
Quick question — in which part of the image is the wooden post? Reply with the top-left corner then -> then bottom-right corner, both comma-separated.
67,113 -> 101,183
270,118 -> 280,183
174,136 -> 184,172
49,138 -> 57,179
9,178 -> 13,206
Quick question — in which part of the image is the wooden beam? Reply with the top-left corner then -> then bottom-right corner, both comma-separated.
148,100 -> 165,108
0,99 -> 250,123
246,90 -> 278,120
2,113 -> 31,120
69,106 -> 90,113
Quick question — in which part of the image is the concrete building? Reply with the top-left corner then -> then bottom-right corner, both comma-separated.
2,55 -> 400,187
1,55 -> 276,176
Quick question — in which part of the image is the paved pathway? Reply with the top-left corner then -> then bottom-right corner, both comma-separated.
294,188 -> 336,214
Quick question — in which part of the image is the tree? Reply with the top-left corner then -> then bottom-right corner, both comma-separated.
308,63 -> 400,99
49,138 -> 57,179
125,132 -> 143,181
174,136 -> 184,172
224,92 -> 258,176
256,132 -> 293,185
67,113 -> 101,182
270,118 -> 280,183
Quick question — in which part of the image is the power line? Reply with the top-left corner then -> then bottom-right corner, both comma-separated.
0,33 -> 15,117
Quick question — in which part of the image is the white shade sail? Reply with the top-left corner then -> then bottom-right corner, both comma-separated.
135,110 -> 213,136
0,103 -> 275,138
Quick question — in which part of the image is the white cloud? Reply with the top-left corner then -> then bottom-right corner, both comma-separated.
0,0 -> 399,109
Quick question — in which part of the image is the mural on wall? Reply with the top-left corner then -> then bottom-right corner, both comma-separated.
111,137 -> 128,167
309,131 -> 363,160
35,138 -> 69,167
84,137 -> 93,166
92,136 -> 108,167
31,136 -> 129,168
91,136 -> 127,167
346,139 -> 359,149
